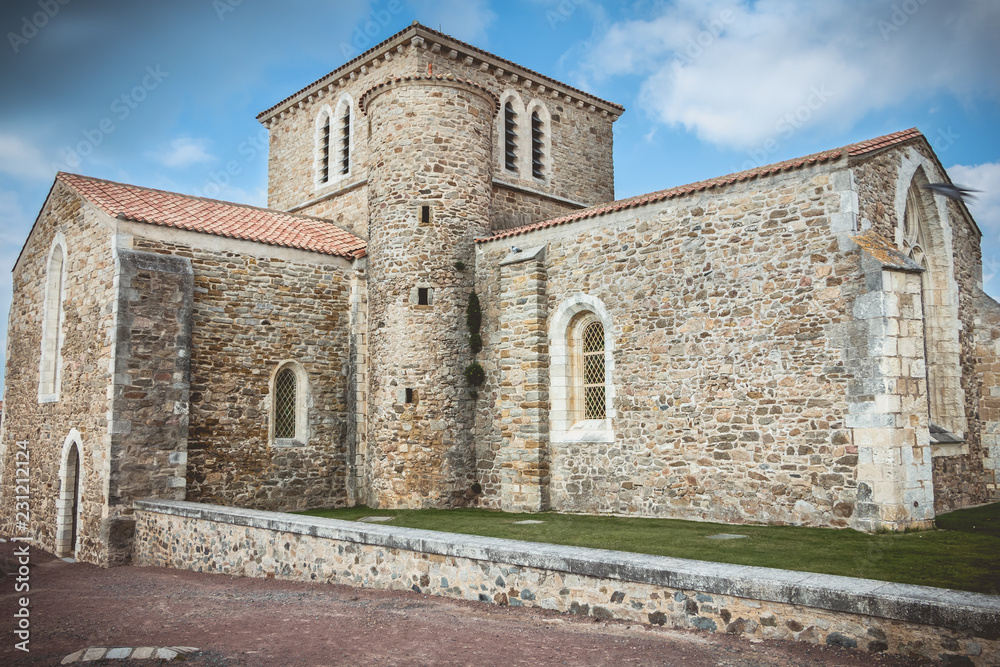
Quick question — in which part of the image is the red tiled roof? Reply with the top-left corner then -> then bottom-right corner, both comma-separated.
479,128 -> 924,243
58,173 -> 367,259
257,23 -> 623,122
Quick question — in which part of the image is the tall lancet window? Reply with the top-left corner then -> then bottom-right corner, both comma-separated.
319,114 -> 331,184
899,172 -> 967,444
504,102 -> 518,173
531,111 -> 544,180
339,105 -> 351,175
39,237 -> 66,401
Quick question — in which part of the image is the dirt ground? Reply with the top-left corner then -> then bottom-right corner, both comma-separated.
0,540 -> 931,667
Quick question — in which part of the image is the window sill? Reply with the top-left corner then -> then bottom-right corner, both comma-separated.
552,419 -> 614,444
272,438 -> 306,448
38,393 -> 59,404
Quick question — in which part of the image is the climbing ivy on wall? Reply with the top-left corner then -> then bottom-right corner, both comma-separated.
465,292 -> 484,386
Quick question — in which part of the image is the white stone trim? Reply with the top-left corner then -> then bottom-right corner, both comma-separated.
498,90 -> 525,178
314,94 -> 355,192
55,429 -> 83,557
268,360 -> 311,447
313,103 -> 334,189
549,294 -> 615,443
524,98 -> 552,183
893,151 -> 967,438
38,232 -> 67,403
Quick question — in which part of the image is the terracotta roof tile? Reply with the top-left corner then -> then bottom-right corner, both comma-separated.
478,128 -> 924,243
58,173 -> 366,259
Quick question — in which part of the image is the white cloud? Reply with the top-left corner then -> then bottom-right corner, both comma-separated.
407,0 -> 496,44
151,137 -> 215,169
0,134 -> 54,181
573,0 -> 1000,149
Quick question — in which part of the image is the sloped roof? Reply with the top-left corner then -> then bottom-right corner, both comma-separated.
57,173 -> 367,259
256,22 -> 623,123
479,128 -> 924,243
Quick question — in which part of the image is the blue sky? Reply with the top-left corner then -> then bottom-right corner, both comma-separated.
0,0 -> 998,396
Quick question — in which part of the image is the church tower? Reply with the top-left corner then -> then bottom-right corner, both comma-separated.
359,72 -> 498,507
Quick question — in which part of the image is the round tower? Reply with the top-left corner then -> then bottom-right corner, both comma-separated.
360,74 -> 497,508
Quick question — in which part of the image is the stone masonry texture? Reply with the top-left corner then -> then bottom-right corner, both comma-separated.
133,501 -> 1000,666
2,24 -> 999,566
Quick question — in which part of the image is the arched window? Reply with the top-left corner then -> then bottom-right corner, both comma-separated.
580,320 -> 606,420
549,295 -> 615,442
333,95 -> 353,179
271,361 -> 309,445
504,101 -> 518,173
274,367 -> 297,439
897,167 -> 967,442
338,103 -> 351,176
55,430 -> 83,558
315,105 -> 333,187
525,100 -> 551,182
531,111 -> 544,180
39,235 -> 67,402
319,113 -> 331,184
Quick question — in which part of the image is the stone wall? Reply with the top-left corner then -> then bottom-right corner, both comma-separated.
490,183 -> 585,233
126,226 -> 355,513
103,249 -> 193,565
0,183 -> 117,564
974,293 -> 1000,501
476,162 -> 868,527
853,143 -> 991,512
133,500 -> 1000,666
361,76 -> 492,508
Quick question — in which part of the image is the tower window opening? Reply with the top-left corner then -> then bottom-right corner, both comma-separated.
504,102 -> 518,173
420,205 -> 430,224
339,107 -> 351,175
405,388 -> 416,404
319,115 -> 331,184
418,287 -> 430,306
531,111 -> 544,180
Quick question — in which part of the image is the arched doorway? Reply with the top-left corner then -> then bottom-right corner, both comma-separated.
56,432 -> 83,558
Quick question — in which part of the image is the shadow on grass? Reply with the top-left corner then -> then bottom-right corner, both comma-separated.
297,502 -> 1000,595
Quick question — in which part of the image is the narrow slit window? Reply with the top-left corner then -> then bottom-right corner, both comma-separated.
582,321 -> 606,420
339,107 -> 351,175
274,368 -> 297,439
40,242 -> 65,399
420,205 -> 430,224
417,287 -> 430,306
319,115 -> 331,184
405,388 -> 415,404
531,111 -> 544,180
504,102 -> 518,173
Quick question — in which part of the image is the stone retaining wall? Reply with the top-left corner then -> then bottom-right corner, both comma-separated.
133,500 -> 999,665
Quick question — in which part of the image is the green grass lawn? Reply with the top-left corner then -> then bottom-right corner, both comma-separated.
298,502 -> 1000,595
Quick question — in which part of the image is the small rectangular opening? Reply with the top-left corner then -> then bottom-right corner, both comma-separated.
420,205 -> 430,224
405,388 -> 415,404
417,287 -> 430,306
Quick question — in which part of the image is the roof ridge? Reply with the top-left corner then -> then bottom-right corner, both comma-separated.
478,128 -> 926,243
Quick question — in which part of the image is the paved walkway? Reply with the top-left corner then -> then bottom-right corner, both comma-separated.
1,541 -> 927,666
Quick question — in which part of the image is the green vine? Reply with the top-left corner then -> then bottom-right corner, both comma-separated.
465,292 -> 484,386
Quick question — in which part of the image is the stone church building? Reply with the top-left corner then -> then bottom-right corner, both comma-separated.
1,24 -> 998,565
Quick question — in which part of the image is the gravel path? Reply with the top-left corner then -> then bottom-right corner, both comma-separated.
0,540 -> 930,666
